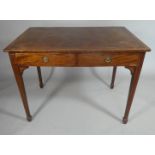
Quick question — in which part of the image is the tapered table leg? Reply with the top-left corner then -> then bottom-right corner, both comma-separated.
123,54 -> 145,124
9,54 -> 32,121
37,67 -> 43,88
110,67 -> 117,89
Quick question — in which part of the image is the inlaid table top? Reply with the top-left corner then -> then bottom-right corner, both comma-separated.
4,27 -> 150,53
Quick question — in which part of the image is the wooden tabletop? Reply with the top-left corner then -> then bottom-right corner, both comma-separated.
4,27 -> 151,53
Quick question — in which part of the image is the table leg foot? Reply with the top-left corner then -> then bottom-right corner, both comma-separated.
122,117 -> 128,124
39,83 -> 44,89
110,84 -> 114,89
27,115 -> 32,122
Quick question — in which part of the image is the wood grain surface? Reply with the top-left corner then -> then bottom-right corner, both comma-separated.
4,27 -> 151,53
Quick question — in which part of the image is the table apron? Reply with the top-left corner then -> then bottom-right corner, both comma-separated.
13,52 -> 142,67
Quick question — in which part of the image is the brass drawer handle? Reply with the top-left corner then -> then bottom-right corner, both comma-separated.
43,56 -> 49,63
104,56 -> 112,63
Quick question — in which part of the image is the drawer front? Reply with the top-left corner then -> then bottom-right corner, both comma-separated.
78,53 -> 140,66
14,53 -> 75,66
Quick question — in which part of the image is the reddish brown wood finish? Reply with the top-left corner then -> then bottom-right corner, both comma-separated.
4,27 -> 151,124
4,27 -> 150,53
13,52 -> 141,67
37,67 -> 43,88
123,53 -> 145,124
110,67 -> 117,89
77,53 -> 141,66
9,54 -> 32,121
14,53 -> 75,66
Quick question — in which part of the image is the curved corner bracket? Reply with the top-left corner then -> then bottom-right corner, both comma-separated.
125,66 -> 136,76
19,66 -> 29,75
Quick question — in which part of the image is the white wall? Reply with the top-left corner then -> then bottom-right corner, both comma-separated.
0,20 -> 154,78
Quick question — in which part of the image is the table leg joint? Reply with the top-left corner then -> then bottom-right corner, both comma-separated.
19,66 -> 29,75
125,66 -> 137,76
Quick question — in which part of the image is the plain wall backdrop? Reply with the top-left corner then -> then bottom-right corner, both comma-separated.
0,20 -> 154,134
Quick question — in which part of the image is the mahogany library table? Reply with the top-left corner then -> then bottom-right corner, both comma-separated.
4,27 -> 151,124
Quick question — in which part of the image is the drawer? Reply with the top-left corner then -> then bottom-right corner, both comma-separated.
14,53 -> 75,66
78,53 -> 140,66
